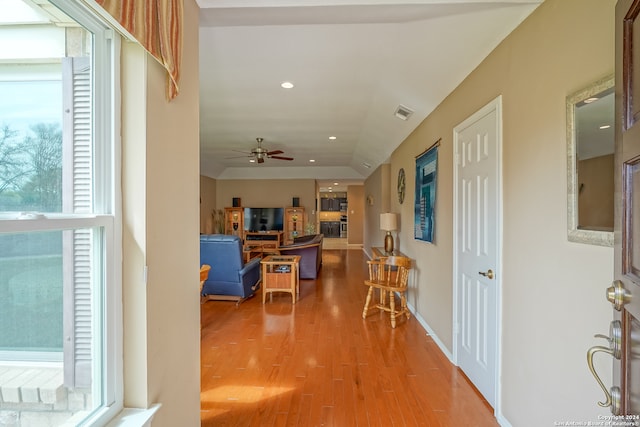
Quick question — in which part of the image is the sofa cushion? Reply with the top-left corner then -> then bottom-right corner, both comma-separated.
289,234 -> 323,246
278,234 -> 323,279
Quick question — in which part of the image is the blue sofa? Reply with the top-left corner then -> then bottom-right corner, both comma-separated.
200,234 -> 261,303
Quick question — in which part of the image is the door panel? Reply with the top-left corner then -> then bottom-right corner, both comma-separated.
628,161 -> 640,279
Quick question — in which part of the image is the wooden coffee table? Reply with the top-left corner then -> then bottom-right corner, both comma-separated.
260,255 -> 301,304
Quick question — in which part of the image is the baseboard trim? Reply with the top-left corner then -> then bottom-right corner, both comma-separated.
407,302 -> 454,363
408,305 -> 514,426
496,413 -> 513,427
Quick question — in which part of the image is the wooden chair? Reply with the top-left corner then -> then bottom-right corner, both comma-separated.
200,264 -> 211,302
362,256 -> 412,328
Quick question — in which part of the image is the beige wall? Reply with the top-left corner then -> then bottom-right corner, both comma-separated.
215,179 -> 317,226
121,0 -> 201,425
347,185 -> 364,245
383,0 -> 616,424
363,163 -> 390,255
200,175 -> 216,234
205,178 -> 364,241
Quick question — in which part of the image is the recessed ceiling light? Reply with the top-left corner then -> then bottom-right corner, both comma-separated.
329,136 -> 337,140
328,187 -> 332,190
309,159 -> 315,163
281,81 -> 294,89
600,125 -> 611,129
333,182 -> 339,185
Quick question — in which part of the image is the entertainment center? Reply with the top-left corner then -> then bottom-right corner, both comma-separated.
224,205 -> 306,246
244,231 -> 284,253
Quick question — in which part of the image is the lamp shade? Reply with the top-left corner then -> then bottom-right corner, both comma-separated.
380,213 -> 397,231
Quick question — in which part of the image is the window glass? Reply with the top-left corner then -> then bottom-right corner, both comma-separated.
0,231 -> 64,354
0,0 -> 119,424
0,78 -> 64,212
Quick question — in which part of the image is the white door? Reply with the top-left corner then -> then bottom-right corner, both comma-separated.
453,97 -> 502,409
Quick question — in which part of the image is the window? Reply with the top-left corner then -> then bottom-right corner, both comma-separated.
0,0 -> 121,425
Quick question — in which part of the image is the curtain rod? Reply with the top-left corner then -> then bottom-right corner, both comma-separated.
415,138 -> 441,159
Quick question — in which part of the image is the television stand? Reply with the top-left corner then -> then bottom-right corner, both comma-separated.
244,231 -> 284,253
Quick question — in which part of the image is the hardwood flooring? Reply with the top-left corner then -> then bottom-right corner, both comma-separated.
200,249 -> 498,426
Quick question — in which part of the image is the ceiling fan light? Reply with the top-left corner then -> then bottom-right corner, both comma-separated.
245,137 -> 294,163
281,81 -> 294,89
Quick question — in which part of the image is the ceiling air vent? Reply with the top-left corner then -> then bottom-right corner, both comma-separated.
394,104 -> 414,121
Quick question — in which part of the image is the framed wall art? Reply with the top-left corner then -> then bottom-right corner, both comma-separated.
414,140 -> 440,243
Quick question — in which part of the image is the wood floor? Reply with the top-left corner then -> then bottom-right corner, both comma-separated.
200,249 -> 498,426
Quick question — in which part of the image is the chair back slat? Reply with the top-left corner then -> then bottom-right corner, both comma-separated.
366,256 -> 411,289
384,256 -> 411,289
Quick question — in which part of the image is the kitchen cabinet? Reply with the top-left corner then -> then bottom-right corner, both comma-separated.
320,198 -> 347,212
320,221 -> 341,238
320,198 -> 337,211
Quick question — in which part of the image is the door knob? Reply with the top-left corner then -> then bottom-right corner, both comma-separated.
587,321 -> 622,413
606,280 -> 629,311
479,269 -> 494,279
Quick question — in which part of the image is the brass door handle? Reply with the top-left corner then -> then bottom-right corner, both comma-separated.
587,321 -> 622,414
479,269 -> 494,279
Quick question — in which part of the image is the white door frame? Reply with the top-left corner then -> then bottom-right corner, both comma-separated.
452,95 -> 503,416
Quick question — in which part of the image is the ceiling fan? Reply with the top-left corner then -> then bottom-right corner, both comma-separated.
229,137 -> 294,164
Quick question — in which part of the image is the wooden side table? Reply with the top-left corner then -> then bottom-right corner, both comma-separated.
260,255 -> 301,304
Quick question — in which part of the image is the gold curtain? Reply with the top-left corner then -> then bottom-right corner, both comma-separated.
95,0 -> 183,100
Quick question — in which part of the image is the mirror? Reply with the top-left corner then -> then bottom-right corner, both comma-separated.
567,75 -> 614,246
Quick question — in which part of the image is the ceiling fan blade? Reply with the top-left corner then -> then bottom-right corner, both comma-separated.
267,150 -> 283,156
270,155 -> 294,161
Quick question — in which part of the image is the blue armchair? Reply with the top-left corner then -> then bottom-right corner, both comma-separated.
200,234 -> 261,303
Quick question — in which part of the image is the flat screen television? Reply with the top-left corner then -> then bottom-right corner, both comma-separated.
244,207 -> 284,232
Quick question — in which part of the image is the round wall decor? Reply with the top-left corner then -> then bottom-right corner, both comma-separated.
397,168 -> 406,204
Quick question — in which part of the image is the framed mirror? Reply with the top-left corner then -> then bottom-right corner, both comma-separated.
567,75 -> 614,246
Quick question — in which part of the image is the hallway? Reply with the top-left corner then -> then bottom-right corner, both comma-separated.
200,249 -> 498,426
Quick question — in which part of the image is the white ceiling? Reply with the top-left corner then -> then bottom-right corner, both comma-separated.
197,0 -> 543,190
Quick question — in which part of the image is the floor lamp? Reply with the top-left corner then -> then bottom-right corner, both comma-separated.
380,213 -> 397,254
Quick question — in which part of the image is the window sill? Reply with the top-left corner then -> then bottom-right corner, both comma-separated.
105,404 -> 161,427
